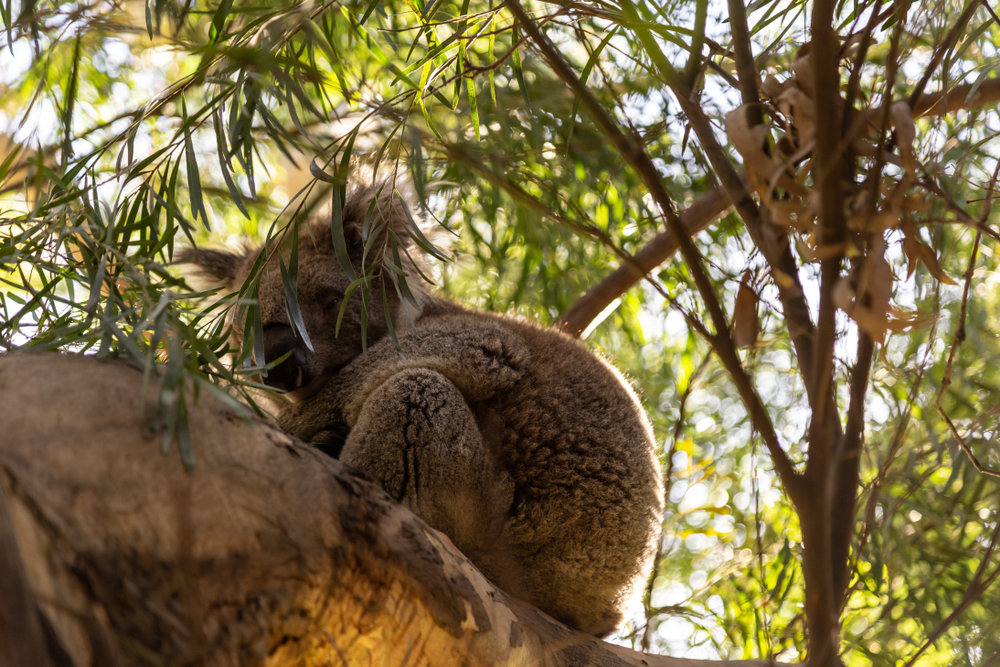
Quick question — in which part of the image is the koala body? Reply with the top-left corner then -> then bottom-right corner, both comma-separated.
185,186 -> 664,636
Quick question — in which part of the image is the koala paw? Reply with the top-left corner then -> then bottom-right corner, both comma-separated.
420,324 -> 530,400
476,335 -> 523,372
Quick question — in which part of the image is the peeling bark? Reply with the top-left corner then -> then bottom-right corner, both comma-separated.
0,353 -> 784,667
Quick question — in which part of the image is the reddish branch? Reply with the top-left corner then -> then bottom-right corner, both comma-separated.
558,185 -> 730,336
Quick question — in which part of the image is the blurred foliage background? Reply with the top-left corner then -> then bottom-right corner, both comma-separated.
2,0 -> 1000,664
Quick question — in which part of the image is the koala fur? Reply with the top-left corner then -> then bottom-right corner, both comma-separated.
182,185 -> 664,637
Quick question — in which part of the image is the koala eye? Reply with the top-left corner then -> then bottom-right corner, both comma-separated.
261,323 -> 313,392
317,288 -> 341,313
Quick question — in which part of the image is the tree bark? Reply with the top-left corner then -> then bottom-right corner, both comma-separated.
0,352 -> 785,667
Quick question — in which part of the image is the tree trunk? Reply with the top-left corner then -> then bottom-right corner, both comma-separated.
0,352 -> 784,667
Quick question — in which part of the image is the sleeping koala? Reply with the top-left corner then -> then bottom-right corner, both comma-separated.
183,185 -> 664,637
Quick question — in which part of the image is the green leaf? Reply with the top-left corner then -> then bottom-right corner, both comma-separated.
330,183 -> 357,282
182,104 -> 209,229
280,243 -> 314,352
467,75 -> 481,141
209,0 -> 233,44
213,108 -> 249,219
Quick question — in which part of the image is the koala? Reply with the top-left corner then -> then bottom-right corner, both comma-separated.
182,185 -> 664,637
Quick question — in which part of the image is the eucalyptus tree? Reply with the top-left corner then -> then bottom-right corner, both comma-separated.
2,0 -> 1000,664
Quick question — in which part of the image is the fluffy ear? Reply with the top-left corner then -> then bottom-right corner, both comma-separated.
176,248 -> 246,288
335,183 -> 416,259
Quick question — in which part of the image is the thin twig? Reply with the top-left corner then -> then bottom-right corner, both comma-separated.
661,65 -> 823,449
906,0 -> 987,109
726,0 -> 763,127
902,516 -> 1000,667
935,230 -> 1000,478
852,297 -> 940,604
639,353 -> 711,653
682,0 -> 708,87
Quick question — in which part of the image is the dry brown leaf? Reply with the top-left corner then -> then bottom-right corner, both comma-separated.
776,86 -> 816,144
773,268 -> 797,289
761,74 -> 785,99
903,194 -> 931,212
832,276 -> 855,312
796,235 -> 818,262
732,270 -> 760,349
726,105 -> 812,197
885,306 -> 935,332
855,210 -> 897,234
900,222 -> 922,278
812,240 -> 849,261
833,243 -> 894,343
872,211 -> 899,232
852,137 -> 879,157
887,180 -> 909,210
724,106 -> 773,183
890,100 -> 917,172
900,223 -> 957,284
852,306 -> 889,343
866,250 -> 894,319
791,52 -> 814,97
769,199 -> 816,232
776,135 -> 797,157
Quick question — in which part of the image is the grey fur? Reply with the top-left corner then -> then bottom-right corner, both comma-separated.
183,185 -> 664,636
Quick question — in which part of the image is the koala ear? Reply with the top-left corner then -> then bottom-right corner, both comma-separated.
336,183 -> 415,259
176,248 -> 247,288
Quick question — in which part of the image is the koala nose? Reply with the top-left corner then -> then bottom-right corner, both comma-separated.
262,324 -> 313,391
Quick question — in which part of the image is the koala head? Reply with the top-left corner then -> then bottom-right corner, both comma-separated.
181,185 -> 424,397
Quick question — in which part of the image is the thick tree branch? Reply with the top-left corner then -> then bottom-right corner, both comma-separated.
808,0 -> 845,466
0,352 -> 795,667
910,77 -> 1000,117
0,484 -> 59,667
803,2 -> 846,664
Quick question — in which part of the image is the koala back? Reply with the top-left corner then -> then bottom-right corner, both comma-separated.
419,299 -> 664,636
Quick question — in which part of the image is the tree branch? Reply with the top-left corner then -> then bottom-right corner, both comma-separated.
682,0 -> 708,87
905,0 -> 987,109
833,330 -> 873,603
725,0 -> 763,127
910,76 -> 1000,118
558,186 -> 731,336
665,84 -> 822,477
802,2 -> 846,663
807,0 -> 845,467
0,352 -> 797,667
506,0 -> 802,500
0,483 -> 59,667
